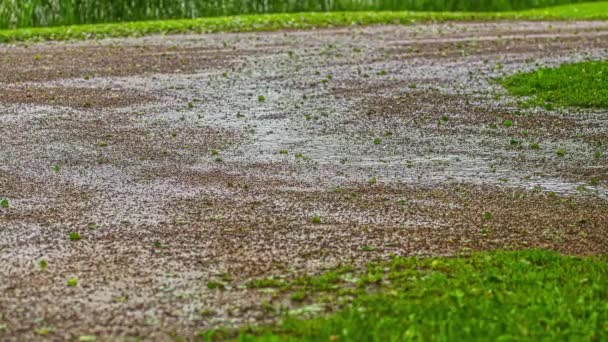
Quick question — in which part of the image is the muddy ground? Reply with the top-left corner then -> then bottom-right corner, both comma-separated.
1,21 -> 607,340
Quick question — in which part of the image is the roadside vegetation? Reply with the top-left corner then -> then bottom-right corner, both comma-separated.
205,250 -> 608,341
1,2 -> 608,43
502,61 -> 608,109
0,0 -> 600,29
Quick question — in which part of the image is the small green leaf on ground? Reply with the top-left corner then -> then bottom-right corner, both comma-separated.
69,232 -> 81,241
35,327 -> 53,335
67,277 -> 78,287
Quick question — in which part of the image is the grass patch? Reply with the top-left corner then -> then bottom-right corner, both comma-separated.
248,277 -> 286,289
501,61 -> 608,108
1,0 -> 599,29
223,250 -> 607,341
1,2 -> 608,43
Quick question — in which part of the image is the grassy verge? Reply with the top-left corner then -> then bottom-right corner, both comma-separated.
1,2 -> 608,43
502,61 -> 608,108
204,250 -> 608,341
0,0 -> 599,29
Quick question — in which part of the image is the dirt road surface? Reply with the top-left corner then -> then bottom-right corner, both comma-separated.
1,21 -> 608,340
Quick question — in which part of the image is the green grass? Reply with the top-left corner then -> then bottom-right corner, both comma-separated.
1,2 -> 608,43
502,61 -> 608,108
212,250 -> 608,341
0,0 -> 599,29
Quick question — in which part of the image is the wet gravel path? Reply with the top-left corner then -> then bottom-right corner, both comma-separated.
1,21 -> 608,340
